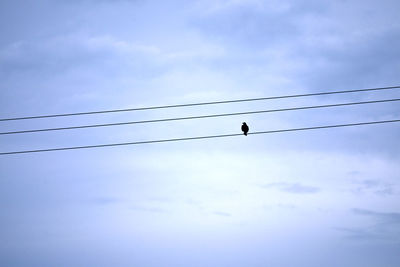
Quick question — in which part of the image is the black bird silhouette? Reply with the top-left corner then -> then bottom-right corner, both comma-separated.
241,122 -> 249,136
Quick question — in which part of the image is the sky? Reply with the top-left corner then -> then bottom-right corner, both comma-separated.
0,0 -> 400,266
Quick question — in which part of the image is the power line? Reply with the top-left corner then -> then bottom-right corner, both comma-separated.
1,119 -> 398,155
1,98 -> 399,135
1,85 -> 399,122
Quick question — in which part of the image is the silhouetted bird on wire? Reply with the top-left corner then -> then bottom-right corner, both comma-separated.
241,122 -> 249,136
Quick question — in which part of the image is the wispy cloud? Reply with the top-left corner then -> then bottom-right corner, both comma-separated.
335,208 -> 400,242
0,34 -> 162,74
351,179 -> 395,196
261,182 -> 320,194
334,227 -> 377,241
352,208 -> 400,225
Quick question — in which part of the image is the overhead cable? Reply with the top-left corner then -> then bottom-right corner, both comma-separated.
1,98 -> 399,135
1,119 -> 399,155
1,85 -> 399,122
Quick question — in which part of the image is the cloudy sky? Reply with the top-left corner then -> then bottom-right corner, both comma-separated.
1,0 -> 400,266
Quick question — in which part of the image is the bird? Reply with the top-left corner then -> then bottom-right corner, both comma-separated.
241,122 -> 249,136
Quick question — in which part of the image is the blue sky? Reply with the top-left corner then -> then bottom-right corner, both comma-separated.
0,0 -> 400,266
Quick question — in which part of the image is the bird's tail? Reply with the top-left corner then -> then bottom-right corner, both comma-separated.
244,133 -> 247,136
